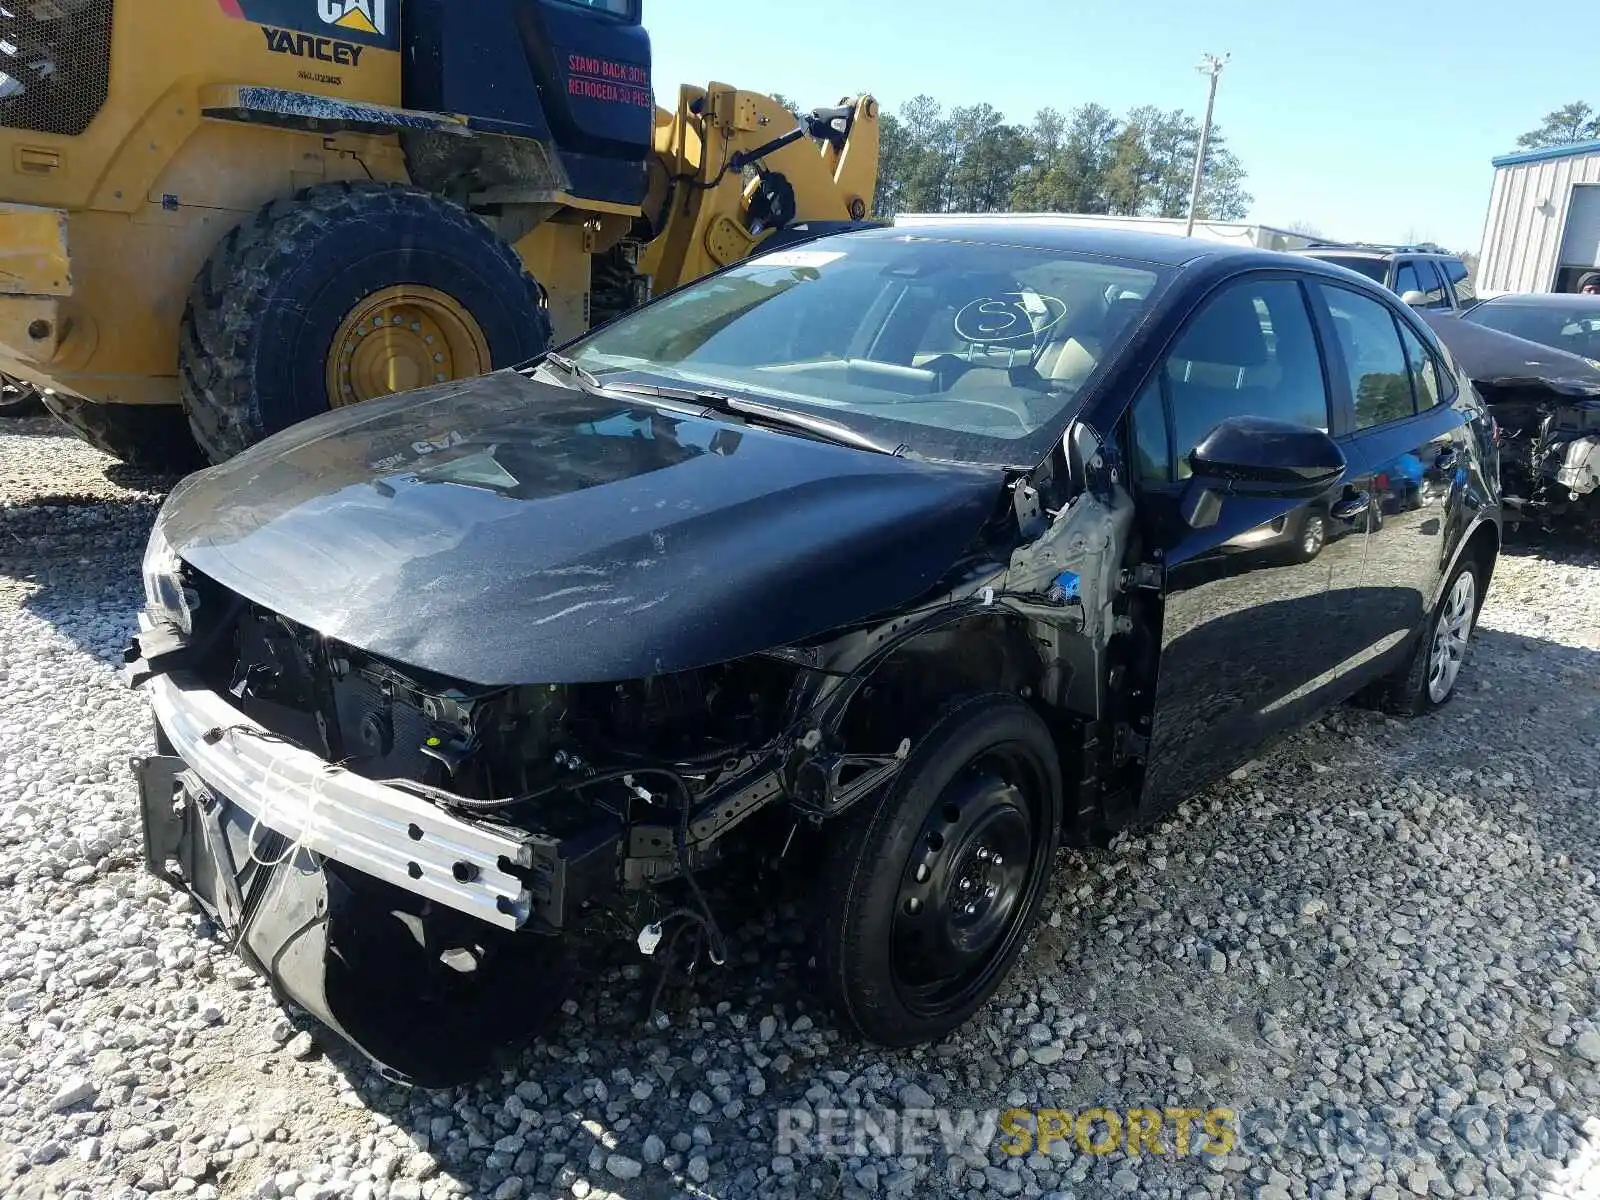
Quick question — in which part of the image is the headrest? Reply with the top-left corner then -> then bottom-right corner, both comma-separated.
1178,288 -> 1270,368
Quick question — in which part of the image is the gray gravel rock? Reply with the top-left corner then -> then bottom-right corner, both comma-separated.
2,422 -> 1599,1200
46,1074 -> 96,1113
1574,1030 -> 1600,1065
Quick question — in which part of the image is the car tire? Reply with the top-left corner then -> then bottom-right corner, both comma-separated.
180,181 -> 552,464
1364,556 -> 1481,718
815,693 -> 1062,1047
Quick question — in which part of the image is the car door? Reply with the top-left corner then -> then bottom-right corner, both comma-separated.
1127,273 -> 1371,816
1308,280 -> 1471,688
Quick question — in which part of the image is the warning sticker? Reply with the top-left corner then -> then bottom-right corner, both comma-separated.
751,250 -> 848,270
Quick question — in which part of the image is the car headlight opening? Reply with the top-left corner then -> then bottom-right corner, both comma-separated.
141,523 -> 194,636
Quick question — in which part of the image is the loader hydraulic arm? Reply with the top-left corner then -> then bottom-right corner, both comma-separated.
638,87 -> 880,292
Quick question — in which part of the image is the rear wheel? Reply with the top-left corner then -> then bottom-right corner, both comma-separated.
815,694 -> 1062,1046
180,182 -> 552,464
1362,556 -> 1481,717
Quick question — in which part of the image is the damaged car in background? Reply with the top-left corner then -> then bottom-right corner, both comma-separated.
127,224 -> 1501,1086
1421,306 -> 1600,530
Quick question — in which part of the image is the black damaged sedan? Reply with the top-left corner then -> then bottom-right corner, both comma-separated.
128,222 -> 1501,1085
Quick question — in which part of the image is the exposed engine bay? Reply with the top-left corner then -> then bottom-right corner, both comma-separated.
1479,382 -> 1600,528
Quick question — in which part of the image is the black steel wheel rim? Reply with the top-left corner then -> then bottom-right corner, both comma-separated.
890,743 -> 1050,1019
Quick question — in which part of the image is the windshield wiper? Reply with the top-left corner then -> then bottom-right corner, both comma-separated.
539,351 -> 604,392
595,380 -> 906,457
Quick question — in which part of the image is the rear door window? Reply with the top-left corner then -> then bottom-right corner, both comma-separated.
1415,261 -> 1453,310
1316,284 -> 1417,429
552,0 -> 640,17
1443,258 -> 1476,304
1309,255 -> 1388,284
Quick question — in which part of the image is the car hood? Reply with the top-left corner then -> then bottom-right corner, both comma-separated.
1427,311 -> 1600,396
157,371 -> 1006,685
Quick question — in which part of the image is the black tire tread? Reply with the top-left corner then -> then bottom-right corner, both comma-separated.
179,181 -> 551,464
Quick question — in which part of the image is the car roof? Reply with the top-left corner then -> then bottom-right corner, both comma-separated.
831,220 -> 1420,298
1479,291 -> 1600,308
860,219 -> 1258,268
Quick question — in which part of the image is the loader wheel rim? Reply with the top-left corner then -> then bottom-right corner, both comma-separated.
326,285 -> 490,407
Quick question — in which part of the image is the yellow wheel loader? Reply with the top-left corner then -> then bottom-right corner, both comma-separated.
0,0 -> 879,467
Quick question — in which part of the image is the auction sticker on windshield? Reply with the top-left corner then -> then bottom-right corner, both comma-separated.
955,292 -> 1069,343
753,250 -> 848,269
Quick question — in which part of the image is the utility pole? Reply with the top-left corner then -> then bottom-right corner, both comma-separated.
1184,52 -> 1229,238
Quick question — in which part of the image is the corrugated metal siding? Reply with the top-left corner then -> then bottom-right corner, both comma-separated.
1479,151 -> 1600,292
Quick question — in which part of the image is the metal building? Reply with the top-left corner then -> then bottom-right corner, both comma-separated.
1478,140 -> 1600,295
894,212 -> 1320,252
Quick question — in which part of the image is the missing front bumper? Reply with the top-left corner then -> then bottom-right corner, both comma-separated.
135,754 -> 573,1087
141,669 -> 604,931
133,668 -> 614,1086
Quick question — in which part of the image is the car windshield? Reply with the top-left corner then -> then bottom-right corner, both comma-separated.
1467,302 -> 1600,359
567,231 -> 1168,465
1308,255 -> 1389,283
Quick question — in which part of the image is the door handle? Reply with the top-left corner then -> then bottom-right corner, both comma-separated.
1331,493 -> 1370,521
1435,447 -> 1460,471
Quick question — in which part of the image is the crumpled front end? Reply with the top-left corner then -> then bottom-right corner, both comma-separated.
124,558 -> 810,1086
1476,381 -> 1600,528
120,369 -> 1090,1083
1423,310 -> 1600,529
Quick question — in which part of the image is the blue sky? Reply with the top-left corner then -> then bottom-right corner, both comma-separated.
649,0 -> 1580,254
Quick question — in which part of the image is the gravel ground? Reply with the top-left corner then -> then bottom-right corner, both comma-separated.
1,416 -> 1598,1200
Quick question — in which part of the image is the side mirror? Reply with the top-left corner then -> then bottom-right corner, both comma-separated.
1180,416 -> 1346,529
1400,289 -> 1429,307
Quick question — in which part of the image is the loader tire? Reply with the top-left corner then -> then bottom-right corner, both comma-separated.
41,392 -> 203,473
180,181 -> 552,464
